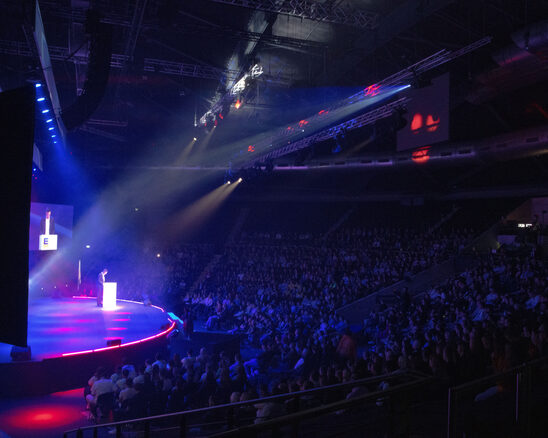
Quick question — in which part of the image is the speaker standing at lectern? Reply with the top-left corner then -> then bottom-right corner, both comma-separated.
97,268 -> 108,307
40,208 -> 55,235
39,208 -> 58,251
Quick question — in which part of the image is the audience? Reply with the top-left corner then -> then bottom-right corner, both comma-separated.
84,222 -> 547,429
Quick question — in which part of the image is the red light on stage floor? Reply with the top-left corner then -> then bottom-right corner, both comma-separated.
33,412 -> 53,421
412,146 -> 431,164
50,388 -> 85,398
1,405 -> 82,431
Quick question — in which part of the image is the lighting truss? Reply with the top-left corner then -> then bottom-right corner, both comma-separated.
0,39 -> 241,81
204,0 -> 379,29
241,97 -> 409,166
237,37 -> 492,168
199,63 -> 266,125
144,58 -> 233,81
38,1 -> 329,50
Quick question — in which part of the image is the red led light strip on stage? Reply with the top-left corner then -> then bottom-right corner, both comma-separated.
61,321 -> 176,357
61,297 -> 175,357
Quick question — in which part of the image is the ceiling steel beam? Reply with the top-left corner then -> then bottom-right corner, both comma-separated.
0,39 -> 239,81
203,0 -> 379,29
323,0 -> 457,83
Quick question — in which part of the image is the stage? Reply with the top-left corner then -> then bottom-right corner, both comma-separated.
0,297 -> 175,397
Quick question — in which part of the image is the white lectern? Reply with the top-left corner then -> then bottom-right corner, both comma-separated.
103,282 -> 117,310
39,234 -> 58,251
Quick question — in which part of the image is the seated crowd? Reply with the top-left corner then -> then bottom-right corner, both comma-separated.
362,251 -> 547,386
182,226 -> 473,341
85,247 -> 547,425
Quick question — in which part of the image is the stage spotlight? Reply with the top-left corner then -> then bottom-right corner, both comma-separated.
37,97 -> 45,102
46,118 -> 53,123
237,178 -> 242,182
48,127 -> 54,131
35,83 -> 42,88
156,253 -> 161,258
235,99 -> 242,109
51,134 -> 56,138
85,244 -> 91,249
42,109 -> 49,114
227,181 -> 231,185
193,137 -> 197,141
134,207 -> 139,212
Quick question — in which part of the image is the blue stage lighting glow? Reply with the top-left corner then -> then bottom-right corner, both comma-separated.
85,245 -> 91,249
37,97 -> 45,102
51,134 -> 56,138
46,118 -> 53,123
53,141 -> 57,144
35,83 -> 42,88
42,109 -> 49,114
48,127 -> 54,131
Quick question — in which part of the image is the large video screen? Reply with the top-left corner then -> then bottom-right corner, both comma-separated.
397,73 -> 450,151
29,202 -> 73,251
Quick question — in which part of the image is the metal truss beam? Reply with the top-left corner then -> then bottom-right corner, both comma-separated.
173,22 -> 327,50
237,37 -> 492,168
240,97 -> 409,167
203,0 -> 379,29
78,124 -> 127,142
324,0 -> 456,83
39,2 -> 327,50
123,0 -> 148,63
0,39 -> 238,81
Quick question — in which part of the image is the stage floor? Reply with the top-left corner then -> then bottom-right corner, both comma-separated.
0,297 -> 171,362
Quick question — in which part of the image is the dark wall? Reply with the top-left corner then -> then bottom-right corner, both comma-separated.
0,86 -> 34,347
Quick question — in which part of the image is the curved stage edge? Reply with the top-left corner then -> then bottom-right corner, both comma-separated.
0,297 -> 175,398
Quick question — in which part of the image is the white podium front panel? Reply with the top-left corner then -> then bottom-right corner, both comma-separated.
103,282 -> 117,310
39,234 -> 58,251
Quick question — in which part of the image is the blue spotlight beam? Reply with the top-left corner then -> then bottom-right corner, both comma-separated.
234,37 -> 491,168
233,85 -> 409,168
243,96 -> 410,166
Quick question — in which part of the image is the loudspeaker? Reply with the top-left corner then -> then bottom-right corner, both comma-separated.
62,12 -> 113,130
11,345 -> 32,361
0,86 -> 34,347
106,339 -> 122,347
